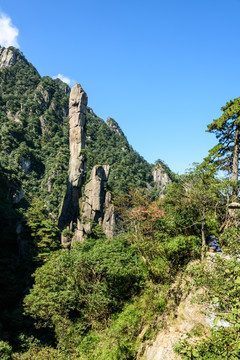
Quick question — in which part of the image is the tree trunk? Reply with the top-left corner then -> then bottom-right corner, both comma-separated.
201,211 -> 206,260
232,123 -> 240,202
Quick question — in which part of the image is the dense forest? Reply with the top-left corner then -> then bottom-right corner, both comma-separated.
0,46 -> 240,359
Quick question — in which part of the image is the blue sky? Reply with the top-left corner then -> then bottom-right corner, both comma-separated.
1,0 -> 240,174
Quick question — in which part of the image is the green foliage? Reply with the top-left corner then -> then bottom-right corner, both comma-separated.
176,242 -> 240,359
175,327 -> 240,360
13,344 -> 61,360
219,226 -> 240,256
24,236 -> 146,337
165,235 -> 200,270
25,198 -> 60,262
76,284 -> 167,360
0,47 -> 156,356
2,47 -> 240,360
207,97 -> 240,200
0,341 -> 12,360
164,163 -> 226,240
85,113 -> 153,192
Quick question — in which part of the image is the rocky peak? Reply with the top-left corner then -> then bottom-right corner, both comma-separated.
86,107 -> 98,118
0,46 -> 17,69
106,117 -> 125,137
59,83 -> 88,228
54,78 -> 71,94
153,162 -> 172,197
68,83 -> 88,186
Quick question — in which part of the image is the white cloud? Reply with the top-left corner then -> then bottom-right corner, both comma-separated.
53,73 -> 73,85
0,13 -> 19,48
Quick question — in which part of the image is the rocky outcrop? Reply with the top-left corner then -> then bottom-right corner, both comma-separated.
21,158 -> 31,174
153,163 -> 172,197
68,84 -> 88,187
71,165 -> 117,244
142,289 -> 207,360
59,84 -> 88,228
82,165 -> 110,221
106,117 -> 125,137
0,47 -> 17,69
102,191 -> 117,238
54,78 -> 71,95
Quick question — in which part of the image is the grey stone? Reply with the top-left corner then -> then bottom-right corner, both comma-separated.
0,47 -> 17,69
106,117 -> 125,137
153,163 -> 172,197
59,84 -> 88,230
21,158 -> 31,174
71,165 -> 117,244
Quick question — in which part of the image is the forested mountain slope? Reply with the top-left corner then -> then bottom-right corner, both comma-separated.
2,45 -> 238,360
0,46 -> 155,216
0,46 -> 170,351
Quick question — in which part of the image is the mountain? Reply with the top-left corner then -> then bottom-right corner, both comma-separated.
0,46 -> 172,340
0,45 -> 163,246
0,46 -> 160,215
0,46 -> 237,360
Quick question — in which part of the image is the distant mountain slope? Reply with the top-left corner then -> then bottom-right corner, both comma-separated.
0,46 -> 159,215
0,46 -> 174,348
86,111 -> 153,192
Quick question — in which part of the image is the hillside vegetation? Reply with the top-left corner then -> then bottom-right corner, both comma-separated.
0,47 -> 240,359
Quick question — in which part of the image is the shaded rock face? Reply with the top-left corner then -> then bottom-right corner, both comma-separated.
153,164 -> 171,197
71,165 -> 117,244
59,84 -> 88,228
12,188 -> 24,204
102,191 -> 117,238
0,47 -> 17,69
21,158 -> 31,174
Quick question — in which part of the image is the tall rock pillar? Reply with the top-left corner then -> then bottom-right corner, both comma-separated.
59,84 -> 88,228
71,165 -> 117,244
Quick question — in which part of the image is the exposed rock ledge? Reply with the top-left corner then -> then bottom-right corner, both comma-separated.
142,289 -> 207,360
141,255 -> 230,360
0,47 -> 17,69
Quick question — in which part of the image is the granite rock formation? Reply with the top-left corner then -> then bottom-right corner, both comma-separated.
59,83 -> 88,228
153,163 -> 172,197
106,117 -> 125,137
0,47 -> 17,69
68,84 -> 88,187
71,165 -> 117,244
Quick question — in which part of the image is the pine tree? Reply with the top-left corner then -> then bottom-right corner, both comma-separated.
207,97 -> 240,201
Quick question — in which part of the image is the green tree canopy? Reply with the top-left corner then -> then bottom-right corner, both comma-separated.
207,97 -> 240,201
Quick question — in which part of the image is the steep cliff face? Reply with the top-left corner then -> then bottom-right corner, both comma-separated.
71,165 -> 117,244
153,163 -> 172,197
68,84 -> 88,187
0,47 -> 17,69
59,84 -> 88,228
